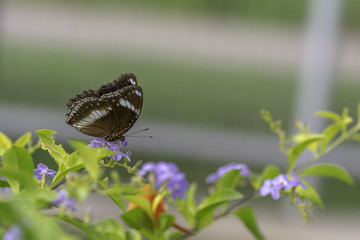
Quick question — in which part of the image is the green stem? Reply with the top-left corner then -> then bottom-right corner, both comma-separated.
215,192 -> 257,219
325,123 -> 360,153
294,123 -> 360,173
52,169 -> 86,190
41,174 -> 46,188
174,192 -> 257,240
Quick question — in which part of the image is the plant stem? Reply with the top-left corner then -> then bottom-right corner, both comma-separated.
215,192 -> 256,219
51,169 -> 86,190
325,123 -> 360,153
174,192 -> 257,240
294,123 -> 360,173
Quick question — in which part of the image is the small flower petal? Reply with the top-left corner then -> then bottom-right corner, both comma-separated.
3,225 -> 22,240
139,162 -> 156,176
53,190 -> 76,212
168,173 -> 188,199
33,163 -> 57,180
206,162 -> 251,183
88,138 -> 131,162
88,138 -> 106,148
205,173 -> 220,184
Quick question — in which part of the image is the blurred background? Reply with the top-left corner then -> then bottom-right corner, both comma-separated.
0,0 -> 359,239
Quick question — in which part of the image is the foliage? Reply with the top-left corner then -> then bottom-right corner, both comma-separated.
0,106 -> 358,239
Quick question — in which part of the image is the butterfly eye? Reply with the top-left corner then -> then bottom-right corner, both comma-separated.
66,73 -> 143,142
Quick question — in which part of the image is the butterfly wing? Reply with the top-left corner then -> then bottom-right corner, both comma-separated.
66,89 -> 118,138
66,73 -> 143,142
97,73 -> 138,95
100,85 -> 143,141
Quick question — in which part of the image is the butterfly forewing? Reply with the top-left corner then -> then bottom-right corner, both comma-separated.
97,73 -> 138,96
66,73 -> 143,142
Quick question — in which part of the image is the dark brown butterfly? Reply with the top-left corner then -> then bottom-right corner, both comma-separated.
66,73 -> 143,142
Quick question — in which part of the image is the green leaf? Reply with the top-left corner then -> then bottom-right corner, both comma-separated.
121,208 -> 153,236
14,132 -> 32,148
321,123 -> 342,151
288,136 -> 324,171
196,189 -> 243,229
0,169 -> 37,193
51,162 -> 83,187
156,214 -> 176,236
70,139 -> 114,180
109,185 -> 143,195
95,218 -> 126,240
166,231 -> 183,240
58,215 -> 102,240
217,169 -> 241,191
0,179 -> 10,188
195,202 -> 223,229
233,207 -> 265,240
36,129 -> 69,166
198,189 -> 243,210
125,230 -> 143,240
176,183 -> 197,227
186,183 -> 197,215
0,201 -> 71,240
152,192 -> 165,215
2,146 -> 34,193
315,111 -> 341,122
98,177 -> 109,189
125,195 -> 152,217
299,164 -> 354,186
0,131 -> 12,152
296,181 -> 324,209
105,187 -> 126,212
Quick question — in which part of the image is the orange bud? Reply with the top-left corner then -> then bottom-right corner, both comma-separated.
128,184 -> 165,223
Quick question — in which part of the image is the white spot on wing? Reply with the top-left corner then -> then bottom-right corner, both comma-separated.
135,90 -> 142,96
129,78 -> 136,85
120,99 -> 127,107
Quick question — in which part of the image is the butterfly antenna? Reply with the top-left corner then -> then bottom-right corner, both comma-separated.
125,128 -> 153,138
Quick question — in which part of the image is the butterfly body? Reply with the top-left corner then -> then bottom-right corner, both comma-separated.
66,73 -> 143,142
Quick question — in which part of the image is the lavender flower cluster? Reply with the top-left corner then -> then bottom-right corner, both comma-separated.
206,162 -> 251,183
139,162 -> 188,199
259,173 -> 306,200
88,138 -> 131,162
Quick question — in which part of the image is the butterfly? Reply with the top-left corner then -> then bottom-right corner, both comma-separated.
66,73 -> 143,142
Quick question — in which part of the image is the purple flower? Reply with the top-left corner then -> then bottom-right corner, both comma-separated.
154,162 -> 179,188
206,163 -> 251,183
259,173 -> 306,200
88,138 -> 131,162
138,162 -> 156,176
139,162 -> 188,199
53,190 -> 76,212
33,163 -> 57,180
3,225 -> 22,240
288,172 -> 307,189
88,138 -> 106,148
167,172 -> 188,199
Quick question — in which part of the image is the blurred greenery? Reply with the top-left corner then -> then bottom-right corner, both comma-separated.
1,43 -> 359,133
0,43 -> 296,132
30,145 -> 360,212
27,0 -> 360,31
